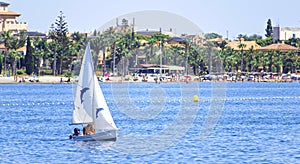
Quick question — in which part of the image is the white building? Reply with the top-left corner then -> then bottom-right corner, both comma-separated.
0,2 -> 27,33
273,26 -> 300,41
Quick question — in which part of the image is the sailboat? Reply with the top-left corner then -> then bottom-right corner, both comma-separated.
70,43 -> 118,141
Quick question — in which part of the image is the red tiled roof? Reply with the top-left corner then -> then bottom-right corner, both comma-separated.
226,40 -> 261,51
256,43 -> 298,52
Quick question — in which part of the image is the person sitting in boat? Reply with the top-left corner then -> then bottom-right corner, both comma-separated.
83,124 -> 96,135
69,128 -> 81,139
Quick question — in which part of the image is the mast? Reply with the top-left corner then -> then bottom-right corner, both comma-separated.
88,42 -> 96,125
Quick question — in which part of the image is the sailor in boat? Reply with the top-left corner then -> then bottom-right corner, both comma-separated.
83,123 -> 96,135
69,128 -> 81,139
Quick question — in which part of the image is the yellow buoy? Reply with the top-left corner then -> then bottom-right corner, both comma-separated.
193,95 -> 199,102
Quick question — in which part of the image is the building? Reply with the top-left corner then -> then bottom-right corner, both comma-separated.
226,38 -> 261,51
273,26 -> 300,41
0,2 -> 27,33
256,42 -> 298,52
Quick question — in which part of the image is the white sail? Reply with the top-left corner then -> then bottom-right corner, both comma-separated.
72,43 -> 94,124
93,74 -> 117,130
72,43 -> 117,131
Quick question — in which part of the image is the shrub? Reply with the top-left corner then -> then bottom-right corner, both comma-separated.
40,69 -> 53,76
65,71 -> 73,77
16,70 -> 25,75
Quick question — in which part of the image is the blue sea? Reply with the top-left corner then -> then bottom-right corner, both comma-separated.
0,82 -> 299,163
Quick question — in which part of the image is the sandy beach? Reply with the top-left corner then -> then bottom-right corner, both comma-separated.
0,76 -> 128,84
0,74 -> 298,84
0,76 -> 68,84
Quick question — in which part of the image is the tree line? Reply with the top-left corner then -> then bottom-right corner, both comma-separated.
0,15 -> 299,77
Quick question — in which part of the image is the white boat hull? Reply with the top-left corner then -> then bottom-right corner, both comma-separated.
72,130 -> 117,141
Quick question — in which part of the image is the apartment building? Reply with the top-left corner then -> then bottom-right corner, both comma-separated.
273,26 -> 300,41
0,2 -> 27,33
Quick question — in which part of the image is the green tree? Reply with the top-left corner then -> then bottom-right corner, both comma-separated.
25,37 -> 34,75
265,19 -> 273,38
256,37 -> 273,46
7,49 -> 21,76
225,49 -> 239,72
47,41 -> 59,75
203,41 -> 215,73
188,42 -> 205,75
284,50 -> 298,73
90,28 -> 124,75
5,32 -> 26,75
220,47 -> 234,72
273,50 -> 283,73
205,33 -> 222,39
49,11 -> 70,76
0,31 -> 12,75
0,53 -> 3,74
169,45 -> 185,66
248,34 -> 262,41
285,37 -> 299,47
32,37 -> 48,76
144,37 -> 157,64
246,46 -> 254,72
70,32 -> 86,60
69,31 -> 87,73
238,43 -> 246,71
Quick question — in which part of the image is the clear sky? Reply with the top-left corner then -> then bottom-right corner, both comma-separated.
5,0 -> 300,39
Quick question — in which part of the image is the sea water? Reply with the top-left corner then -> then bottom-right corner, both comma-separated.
0,82 -> 299,163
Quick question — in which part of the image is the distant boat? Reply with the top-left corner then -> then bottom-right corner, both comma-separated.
70,43 -> 118,141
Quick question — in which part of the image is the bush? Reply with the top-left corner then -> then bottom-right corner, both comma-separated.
16,70 -> 25,75
65,71 -> 73,77
40,69 -> 53,76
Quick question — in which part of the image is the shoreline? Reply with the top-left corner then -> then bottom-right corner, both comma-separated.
0,76 -> 298,84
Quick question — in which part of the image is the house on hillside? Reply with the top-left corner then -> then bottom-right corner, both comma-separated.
256,42 -> 298,52
226,38 -> 261,51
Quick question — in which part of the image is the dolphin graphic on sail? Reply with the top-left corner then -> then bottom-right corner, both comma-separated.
96,108 -> 104,118
80,87 -> 89,104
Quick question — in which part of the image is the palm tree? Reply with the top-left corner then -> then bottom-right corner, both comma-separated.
0,53 -> 3,74
225,50 -> 239,72
32,37 -> 49,76
203,41 -> 215,74
267,50 -> 275,72
245,46 -> 252,72
69,32 -> 87,75
70,32 -> 86,59
145,38 -> 156,64
7,49 -> 21,76
220,46 -> 233,72
284,50 -> 298,73
255,51 -> 265,72
169,45 -> 185,66
5,32 -> 26,76
96,28 -> 121,75
47,41 -> 59,76
238,43 -> 246,72
273,50 -> 283,73
0,31 -> 12,75
90,36 -> 103,71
